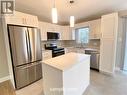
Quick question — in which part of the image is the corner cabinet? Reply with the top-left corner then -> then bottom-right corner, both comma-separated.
5,11 -> 39,27
100,13 -> 118,74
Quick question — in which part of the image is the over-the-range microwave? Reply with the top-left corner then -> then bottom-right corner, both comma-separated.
47,32 -> 60,40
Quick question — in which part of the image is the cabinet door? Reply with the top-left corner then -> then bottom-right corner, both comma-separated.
26,14 -> 38,27
5,11 -> 39,27
95,19 -> 101,39
101,13 -> 118,39
89,19 -> 101,39
61,26 -> 72,40
100,38 -> 115,73
39,22 -> 47,41
5,11 -> 25,26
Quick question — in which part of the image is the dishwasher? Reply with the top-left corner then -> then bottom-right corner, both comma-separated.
85,49 -> 100,71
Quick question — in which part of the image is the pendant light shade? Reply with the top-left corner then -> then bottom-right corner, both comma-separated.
70,16 -> 75,27
52,0 -> 58,24
52,7 -> 58,23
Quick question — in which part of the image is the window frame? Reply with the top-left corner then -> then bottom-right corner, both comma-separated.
75,26 -> 90,44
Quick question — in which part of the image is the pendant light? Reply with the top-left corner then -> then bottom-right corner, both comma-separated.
70,16 -> 75,27
69,0 -> 75,27
52,0 -> 58,23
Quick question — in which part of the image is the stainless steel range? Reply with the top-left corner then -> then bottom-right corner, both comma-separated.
45,43 -> 65,57
8,25 -> 42,89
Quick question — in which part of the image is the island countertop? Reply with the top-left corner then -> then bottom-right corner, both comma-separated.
42,52 -> 90,71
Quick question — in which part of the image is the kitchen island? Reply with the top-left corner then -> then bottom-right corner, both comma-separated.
42,53 -> 90,95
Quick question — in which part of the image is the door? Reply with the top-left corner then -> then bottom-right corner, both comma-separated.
27,28 -> 42,62
8,26 -> 30,66
100,38 -> 115,73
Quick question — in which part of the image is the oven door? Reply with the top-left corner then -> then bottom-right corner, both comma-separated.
52,50 -> 65,57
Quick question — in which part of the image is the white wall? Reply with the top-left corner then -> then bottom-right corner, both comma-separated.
0,18 -> 9,79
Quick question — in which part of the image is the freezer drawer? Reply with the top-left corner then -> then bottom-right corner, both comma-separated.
36,63 -> 42,80
15,65 -> 30,89
15,62 -> 42,89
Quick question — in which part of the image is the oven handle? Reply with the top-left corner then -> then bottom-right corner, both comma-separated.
53,50 -> 65,53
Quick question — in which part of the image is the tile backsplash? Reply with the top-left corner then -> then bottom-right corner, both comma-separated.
41,39 -> 100,50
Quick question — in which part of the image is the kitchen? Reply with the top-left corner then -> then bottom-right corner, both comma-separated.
0,0 -> 127,95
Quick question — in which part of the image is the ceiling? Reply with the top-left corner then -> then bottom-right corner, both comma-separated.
15,0 -> 127,25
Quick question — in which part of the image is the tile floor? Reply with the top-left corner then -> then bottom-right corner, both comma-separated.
83,70 -> 127,95
16,70 -> 127,95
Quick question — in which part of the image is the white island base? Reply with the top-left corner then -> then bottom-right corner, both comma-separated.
42,53 -> 90,95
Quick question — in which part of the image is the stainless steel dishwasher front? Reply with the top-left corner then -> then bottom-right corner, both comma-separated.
85,50 -> 100,70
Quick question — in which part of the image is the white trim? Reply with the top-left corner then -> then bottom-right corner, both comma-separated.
0,76 -> 10,83
100,70 -> 114,76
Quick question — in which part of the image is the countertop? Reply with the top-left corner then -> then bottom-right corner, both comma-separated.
42,52 -> 90,71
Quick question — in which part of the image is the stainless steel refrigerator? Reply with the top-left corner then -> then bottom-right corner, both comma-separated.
8,25 -> 42,89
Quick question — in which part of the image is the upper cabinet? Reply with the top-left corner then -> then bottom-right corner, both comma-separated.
61,26 -> 73,40
101,14 -> 118,39
74,19 -> 101,40
39,21 -> 62,41
89,19 -> 101,39
39,21 -> 47,41
5,11 -> 39,27
39,21 -> 74,41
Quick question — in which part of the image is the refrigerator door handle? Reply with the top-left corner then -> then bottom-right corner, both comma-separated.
27,30 -> 32,61
25,30 -> 31,62
27,29 -> 32,61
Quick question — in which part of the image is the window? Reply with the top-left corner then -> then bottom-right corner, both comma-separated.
75,27 -> 90,44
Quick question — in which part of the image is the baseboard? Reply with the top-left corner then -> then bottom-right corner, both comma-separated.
99,70 -> 114,76
0,76 -> 10,83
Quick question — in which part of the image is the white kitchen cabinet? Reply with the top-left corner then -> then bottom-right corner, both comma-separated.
39,21 -> 74,41
100,38 -> 115,73
101,14 -> 117,39
61,26 -> 73,40
42,50 -> 52,60
5,11 -> 39,27
73,19 -> 101,40
39,21 -> 62,41
89,19 -> 101,39
39,22 -> 47,41
100,13 -> 118,74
